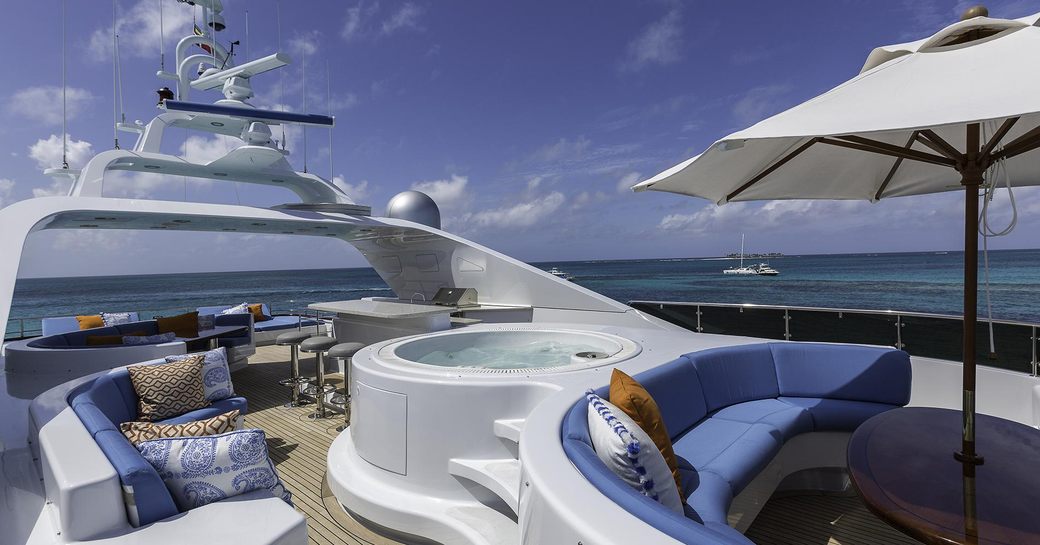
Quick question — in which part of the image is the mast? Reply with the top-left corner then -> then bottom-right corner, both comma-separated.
740,233 -> 745,268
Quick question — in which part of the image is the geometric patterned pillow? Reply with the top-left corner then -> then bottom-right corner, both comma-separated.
137,429 -> 293,510
120,410 -> 240,444
127,356 -> 210,421
220,303 -> 249,315
122,332 -> 177,345
165,347 -> 234,401
102,311 -> 134,327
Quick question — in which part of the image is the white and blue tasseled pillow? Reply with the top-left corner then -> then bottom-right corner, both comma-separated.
137,428 -> 292,510
221,303 -> 250,315
586,390 -> 683,514
166,347 -> 235,401
101,312 -> 134,327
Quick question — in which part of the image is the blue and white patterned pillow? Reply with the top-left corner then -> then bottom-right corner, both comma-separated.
137,429 -> 292,510
585,390 -> 682,513
102,312 -> 133,327
220,303 -> 249,315
122,332 -> 177,345
166,347 -> 234,401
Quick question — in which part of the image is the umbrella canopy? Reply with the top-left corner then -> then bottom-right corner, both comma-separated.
634,12 -> 1040,203
634,8 -> 1040,465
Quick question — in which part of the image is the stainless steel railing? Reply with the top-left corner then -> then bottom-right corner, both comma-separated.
629,300 -> 1040,376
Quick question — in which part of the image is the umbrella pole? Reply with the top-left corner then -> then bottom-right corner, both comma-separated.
956,123 -> 984,465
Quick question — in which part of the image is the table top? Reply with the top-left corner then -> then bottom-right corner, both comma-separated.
308,300 -> 456,319
848,406 -> 1040,545
182,324 -> 247,341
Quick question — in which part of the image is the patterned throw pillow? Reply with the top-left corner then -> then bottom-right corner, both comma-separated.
127,356 -> 210,421
166,347 -> 235,401
586,390 -> 683,514
197,314 -> 216,331
101,312 -> 134,327
121,410 -> 240,444
221,303 -> 249,315
137,429 -> 292,510
122,332 -> 177,345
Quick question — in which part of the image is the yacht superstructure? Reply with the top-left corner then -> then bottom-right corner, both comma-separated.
0,3 -> 1037,545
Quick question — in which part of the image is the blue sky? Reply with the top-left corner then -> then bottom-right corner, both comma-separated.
2,0 -> 1039,277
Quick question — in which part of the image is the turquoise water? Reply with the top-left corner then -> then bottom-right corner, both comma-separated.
7,249 -> 1040,338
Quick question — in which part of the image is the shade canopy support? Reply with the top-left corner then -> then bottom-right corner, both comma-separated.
724,117 -> 1040,465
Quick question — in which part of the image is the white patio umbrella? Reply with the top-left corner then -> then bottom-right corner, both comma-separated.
634,6 -> 1040,464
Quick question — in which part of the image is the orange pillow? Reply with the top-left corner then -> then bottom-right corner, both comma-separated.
609,368 -> 683,497
156,311 -> 200,338
76,315 -> 104,330
247,303 -> 271,323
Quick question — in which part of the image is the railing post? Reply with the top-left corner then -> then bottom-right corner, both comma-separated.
896,314 -> 904,349
783,308 -> 791,340
1032,325 -> 1037,377
696,305 -> 703,332
20,318 -> 25,339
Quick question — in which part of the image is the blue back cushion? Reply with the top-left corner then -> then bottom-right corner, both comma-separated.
630,357 -> 708,438
41,316 -> 81,336
686,344 -> 779,412
115,321 -> 159,335
770,343 -> 911,406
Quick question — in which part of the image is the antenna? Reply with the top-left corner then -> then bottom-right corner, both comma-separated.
302,50 -> 308,173
61,0 -> 68,168
327,61 -> 333,183
158,0 -> 165,71
111,0 -> 119,149
276,0 -> 286,150
244,9 -> 250,62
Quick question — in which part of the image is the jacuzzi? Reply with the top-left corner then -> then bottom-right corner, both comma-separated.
377,328 -> 642,375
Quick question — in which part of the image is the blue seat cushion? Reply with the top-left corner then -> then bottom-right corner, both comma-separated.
770,343 -> 911,406
93,428 -> 180,526
778,397 -> 898,432
686,344 -> 780,412
710,398 -> 813,442
672,419 -> 781,493
159,396 -> 248,425
627,356 -> 709,437
678,459 -> 732,525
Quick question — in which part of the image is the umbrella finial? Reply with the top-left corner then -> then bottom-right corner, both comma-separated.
960,5 -> 989,21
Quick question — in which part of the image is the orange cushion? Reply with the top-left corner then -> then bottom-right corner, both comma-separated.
247,303 -> 271,323
609,368 -> 683,496
76,315 -> 104,330
156,311 -> 200,338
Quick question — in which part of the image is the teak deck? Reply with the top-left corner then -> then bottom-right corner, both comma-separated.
238,345 -> 917,545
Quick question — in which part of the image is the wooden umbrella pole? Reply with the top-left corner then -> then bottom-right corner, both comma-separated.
957,123 -> 984,465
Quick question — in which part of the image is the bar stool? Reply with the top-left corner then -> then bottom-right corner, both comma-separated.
275,331 -> 313,408
300,336 -> 338,419
327,342 -> 365,430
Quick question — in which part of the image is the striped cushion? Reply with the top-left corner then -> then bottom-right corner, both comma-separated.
128,356 -> 211,421
120,410 -> 240,444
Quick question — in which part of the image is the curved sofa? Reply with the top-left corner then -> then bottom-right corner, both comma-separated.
31,361 -> 307,544
562,342 -> 912,545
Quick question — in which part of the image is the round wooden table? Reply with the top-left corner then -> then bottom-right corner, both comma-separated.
848,407 -> 1040,545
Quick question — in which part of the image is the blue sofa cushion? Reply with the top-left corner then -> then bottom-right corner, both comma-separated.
41,316 -> 80,336
678,459 -> 732,525
627,356 -> 709,437
93,428 -> 180,526
71,372 -> 136,426
673,420 -> 781,493
687,344 -> 780,412
770,343 -> 911,406
159,396 -> 248,425
778,397 -> 899,432
710,398 -> 813,442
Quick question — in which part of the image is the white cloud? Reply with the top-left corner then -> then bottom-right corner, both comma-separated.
534,136 -> 591,162
102,170 -> 169,199
10,86 -> 95,125
88,0 -> 193,61
342,2 -> 379,40
382,3 -> 425,34
469,191 -> 566,229
411,175 -> 469,209
732,84 -> 793,125
0,178 -> 14,208
620,9 -> 683,72
617,171 -> 642,193
181,134 -> 238,164
289,31 -> 321,56
52,229 -> 136,253
333,176 -> 370,201
28,134 -> 94,170
33,179 -> 73,198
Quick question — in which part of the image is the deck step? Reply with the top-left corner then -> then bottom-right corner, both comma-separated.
445,505 -> 519,545
492,418 -> 525,446
448,458 -> 521,513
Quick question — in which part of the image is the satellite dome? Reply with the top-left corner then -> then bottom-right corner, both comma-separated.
386,190 -> 441,229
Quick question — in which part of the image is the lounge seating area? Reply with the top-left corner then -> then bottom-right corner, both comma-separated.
33,348 -> 307,544
197,304 -> 324,346
562,342 -> 912,544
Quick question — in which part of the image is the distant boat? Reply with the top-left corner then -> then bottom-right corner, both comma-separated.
723,235 -> 779,276
548,267 -> 574,281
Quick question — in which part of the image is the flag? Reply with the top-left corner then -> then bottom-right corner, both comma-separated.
193,24 -> 213,54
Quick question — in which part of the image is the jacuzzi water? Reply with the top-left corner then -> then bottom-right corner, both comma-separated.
390,329 -> 637,370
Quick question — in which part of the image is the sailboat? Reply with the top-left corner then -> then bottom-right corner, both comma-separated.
723,234 -> 758,274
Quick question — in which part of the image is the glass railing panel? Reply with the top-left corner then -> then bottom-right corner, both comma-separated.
900,315 -> 1034,374
787,309 -> 898,346
629,302 -> 700,332
699,305 -> 786,340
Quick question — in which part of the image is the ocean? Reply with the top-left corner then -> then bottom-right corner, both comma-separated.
6,249 -> 1040,338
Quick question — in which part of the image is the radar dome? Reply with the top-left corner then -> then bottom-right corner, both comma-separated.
386,191 -> 441,229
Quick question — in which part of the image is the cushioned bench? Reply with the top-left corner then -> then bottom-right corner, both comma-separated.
42,313 -> 141,336
68,366 -> 249,527
197,304 -> 322,346
562,342 -> 912,545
